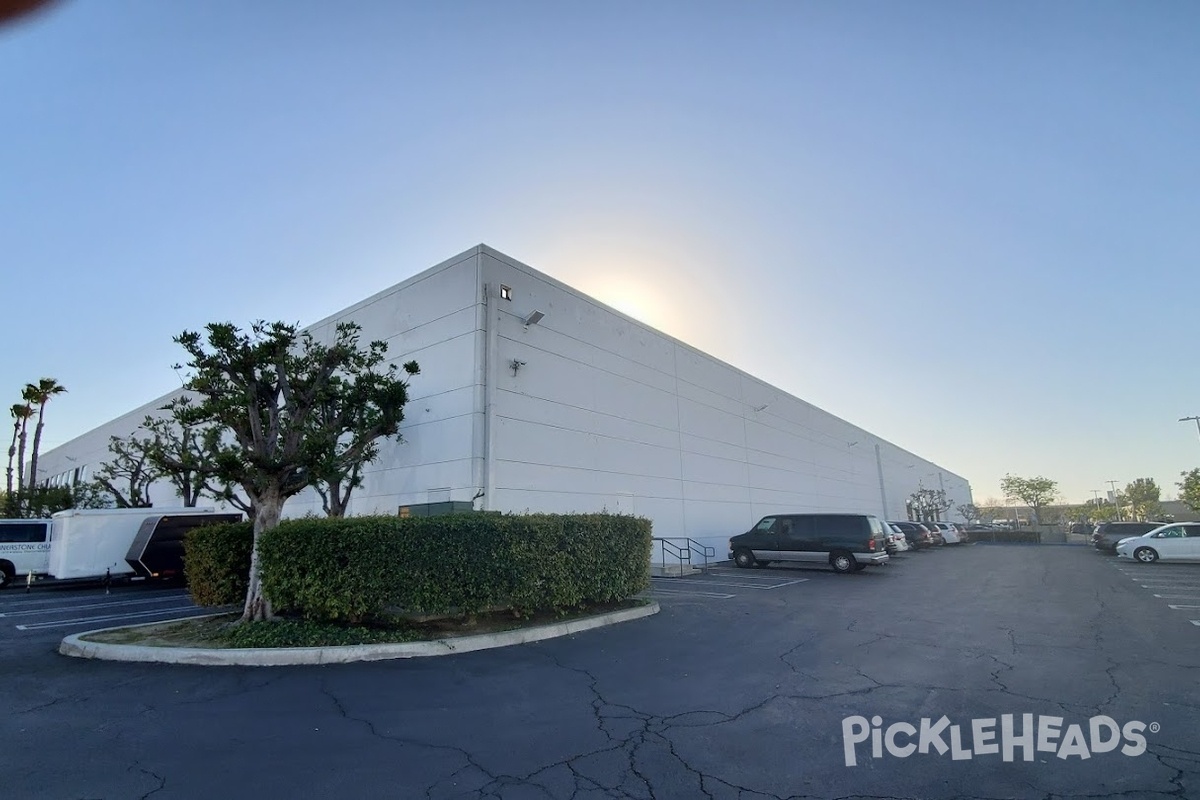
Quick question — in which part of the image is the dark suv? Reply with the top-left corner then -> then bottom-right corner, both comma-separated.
889,520 -> 933,549
729,513 -> 890,573
1092,521 -> 1163,553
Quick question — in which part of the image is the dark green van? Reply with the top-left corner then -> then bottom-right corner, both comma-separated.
728,513 -> 891,573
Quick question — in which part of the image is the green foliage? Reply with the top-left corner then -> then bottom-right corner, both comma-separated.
167,320 -> 420,511
1179,469 -> 1200,512
1124,477 -> 1161,519
1000,474 -> 1059,522
91,433 -> 159,508
184,521 -> 255,606
221,616 -> 421,648
257,512 -> 652,623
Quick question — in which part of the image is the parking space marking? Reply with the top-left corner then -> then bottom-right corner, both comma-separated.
1153,594 -> 1200,600
1192,621 -> 1200,627
652,577 -> 808,590
0,589 -> 190,609
15,605 -> 201,631
1167,605 -> 1200,610
0,595 -> 194,618
651,588 -> 737,599
704,569 -> 806,582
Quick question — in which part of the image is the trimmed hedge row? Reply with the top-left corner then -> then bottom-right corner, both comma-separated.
185,513 -> 652,622
183,520 -> 254,606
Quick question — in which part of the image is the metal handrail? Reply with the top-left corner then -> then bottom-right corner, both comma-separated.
652,537 -> 717,574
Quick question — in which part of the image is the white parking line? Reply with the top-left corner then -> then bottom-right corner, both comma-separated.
1167,605 -> 1200,610
762,579 -> 809,589
704,569 -> 805,582
1153,594 -> 1200,600
15,606 -> 201,631
1192,621 -> 1200,627
0,589 -> 190,609
651,577 -> 806,590
0,595 -> 194,618
652,588 -> 737,599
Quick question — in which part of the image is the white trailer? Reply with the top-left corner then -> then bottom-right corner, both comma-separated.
0,508 -> 240,588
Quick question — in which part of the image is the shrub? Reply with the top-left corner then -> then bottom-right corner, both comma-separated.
184,521 -> 254,606
257,512 -> 652,623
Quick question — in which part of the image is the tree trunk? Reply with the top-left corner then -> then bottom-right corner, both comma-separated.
16,417 -> 28,493
241,488 -> 283,623
6,418 -> 20,498
28,404 -> 46,492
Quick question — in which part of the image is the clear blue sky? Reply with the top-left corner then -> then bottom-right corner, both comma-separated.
3,1 -> 1198,505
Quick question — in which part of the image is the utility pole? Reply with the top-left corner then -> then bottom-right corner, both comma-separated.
1106,480 -> 1122,521
1180,416 -> 1200,445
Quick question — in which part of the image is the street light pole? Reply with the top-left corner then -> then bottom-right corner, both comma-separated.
1180,416 -> 1200,444
1106,480 -> 1122,521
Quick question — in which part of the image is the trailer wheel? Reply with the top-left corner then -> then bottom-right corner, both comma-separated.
0,562 -> 14,589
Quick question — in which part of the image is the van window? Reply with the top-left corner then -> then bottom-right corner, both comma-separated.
867,517 -> 886,536
815,515 -> 863,538
0,522 -> 49,543
755,517 -> 776,531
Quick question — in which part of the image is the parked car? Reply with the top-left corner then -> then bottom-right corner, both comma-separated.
929,522 -> 964,545
1091,521 -> 1163,553
887,523 -> 910,553
729,513 -> 890,573
888,521 -> 933,549
1115,523 -> 1200,563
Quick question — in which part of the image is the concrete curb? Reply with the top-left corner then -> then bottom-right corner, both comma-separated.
59,601 -> 660,667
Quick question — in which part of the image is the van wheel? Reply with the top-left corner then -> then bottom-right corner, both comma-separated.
830,552 -> 856,573
0,563 -> 13,589
1134,547 -> 1159,564
733,549 -> 756,569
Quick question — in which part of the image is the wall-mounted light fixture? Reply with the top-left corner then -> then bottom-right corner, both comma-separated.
523,310 -> 545,327
510,359 -> 526,376
753,403 -> 770,412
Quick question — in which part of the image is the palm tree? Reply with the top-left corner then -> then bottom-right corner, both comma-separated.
6,402 -> 33,501
25,378 -> 67,493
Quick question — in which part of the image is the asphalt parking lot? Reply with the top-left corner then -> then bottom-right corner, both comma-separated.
4,544 -> 1200,799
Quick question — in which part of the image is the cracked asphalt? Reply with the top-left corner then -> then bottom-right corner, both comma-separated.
3,544 -> 1200,799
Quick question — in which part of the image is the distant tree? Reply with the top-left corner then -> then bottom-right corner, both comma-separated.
90,433 -> 160,508
140,418 -> 224,507
24,378 -> 67,492
305,365 -> 418,517
1000,474 -> 1058,525
907,487 -> 952,521
22,485 -> 75,518
1123,478 -> 1161,520
1179,469 -> 1200,513
167,320 -> 419,622
956,503 -> 980,523
6,402 -> 34,501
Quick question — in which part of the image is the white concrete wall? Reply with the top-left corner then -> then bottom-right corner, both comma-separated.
35,244 -> 972,560
478,248 -> 972,558
36,249 -> 485,519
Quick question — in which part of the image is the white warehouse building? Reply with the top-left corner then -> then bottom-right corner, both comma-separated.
37,245 -> 972,557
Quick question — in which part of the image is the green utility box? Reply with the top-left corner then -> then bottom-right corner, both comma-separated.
397,501 -> 476,518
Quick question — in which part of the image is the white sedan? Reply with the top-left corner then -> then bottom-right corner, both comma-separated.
1115,522 -> 1200,563
887,524 -> 910,552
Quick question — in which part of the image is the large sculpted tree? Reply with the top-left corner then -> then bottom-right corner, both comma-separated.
167,320 -> 418,622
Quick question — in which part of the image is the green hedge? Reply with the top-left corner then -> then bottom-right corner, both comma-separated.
255,512 -> 652,622
183,521 -> 254,606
